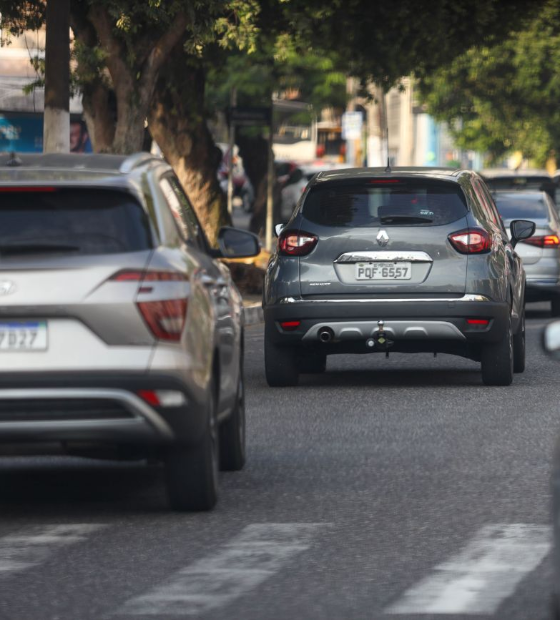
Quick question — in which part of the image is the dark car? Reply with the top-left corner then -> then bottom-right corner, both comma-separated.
0,152 -> 259,511
263,167 -> 535,387
493,190 -> 560,316
480,168 -> 556,200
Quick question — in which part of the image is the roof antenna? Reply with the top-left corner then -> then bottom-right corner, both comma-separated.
6,152 -> 22,167
384,126 -> 391,173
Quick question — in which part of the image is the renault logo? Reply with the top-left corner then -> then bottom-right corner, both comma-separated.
376,230 -> 390,247
0,281 -> 15,296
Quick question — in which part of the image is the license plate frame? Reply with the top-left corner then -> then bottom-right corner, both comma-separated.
0,321 -> 48,351
355,262 -> 412,281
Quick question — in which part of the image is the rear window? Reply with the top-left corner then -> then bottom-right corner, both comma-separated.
302,180 -> 467,227
0,188 -> 153,256
483,176 -> 551,192
493,193 -> 550,220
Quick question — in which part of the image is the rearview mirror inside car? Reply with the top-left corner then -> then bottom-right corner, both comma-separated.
543,321 -> 560,360
217,227 -> 260,259
510,219 -> 536,248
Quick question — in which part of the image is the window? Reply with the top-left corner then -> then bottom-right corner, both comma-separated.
493,192 -> 551,221
0,188 -> 153,256
163,176 -> 207,249
302,180 -> 468,227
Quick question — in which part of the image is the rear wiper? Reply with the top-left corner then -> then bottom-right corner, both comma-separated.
0,244 -> 81,256
379,215 -> 433,224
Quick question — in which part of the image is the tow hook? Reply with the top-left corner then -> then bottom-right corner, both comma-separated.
368,320 -> 395,351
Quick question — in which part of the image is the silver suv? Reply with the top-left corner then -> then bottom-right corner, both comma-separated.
0,152 -> 259,511
264,167 -> 535,387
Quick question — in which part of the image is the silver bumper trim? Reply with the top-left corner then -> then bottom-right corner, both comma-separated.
279,294 -> 490,304
303,320 -> 466,342
0,388 -> 174,439
335,251 -> 433,263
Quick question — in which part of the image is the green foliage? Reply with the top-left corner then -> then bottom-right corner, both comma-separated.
418,0 -> 560,165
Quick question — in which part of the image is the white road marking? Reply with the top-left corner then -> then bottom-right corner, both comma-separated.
0,523 -> 106,575
118,523 -> 328,616
386,523 -> 551,615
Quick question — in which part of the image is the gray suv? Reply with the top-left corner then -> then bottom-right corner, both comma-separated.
264,167 -> 534,387
0,152 -> 259,511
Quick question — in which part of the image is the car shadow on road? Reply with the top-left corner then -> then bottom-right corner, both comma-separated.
0,457 -> 172,516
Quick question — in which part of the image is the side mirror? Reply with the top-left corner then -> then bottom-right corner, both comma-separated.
217,227 -> 260,259
510,219 -> 536,248
274,224 -> 285,237
543,321 -> 560,360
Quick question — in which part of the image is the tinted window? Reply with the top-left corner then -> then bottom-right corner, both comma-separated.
0,188 -> 152,255
493,193 -> 550,220
302,181 -> 467,227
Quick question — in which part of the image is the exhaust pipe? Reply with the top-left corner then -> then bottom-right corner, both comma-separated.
318,327 -> 335,343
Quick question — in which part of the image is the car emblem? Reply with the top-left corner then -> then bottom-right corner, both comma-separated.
0,281 -> 15,296
376,230 -> 390,246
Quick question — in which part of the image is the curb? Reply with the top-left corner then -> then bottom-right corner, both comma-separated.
243,303 -> 264,326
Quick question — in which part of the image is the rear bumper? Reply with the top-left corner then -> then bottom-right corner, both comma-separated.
525,279 -> 560,301
0,373 -> 207,446
264,295 -> 510,350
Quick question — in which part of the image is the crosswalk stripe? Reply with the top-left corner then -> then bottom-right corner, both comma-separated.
117,523 -> 329,616
0,524 -> 106,575
385,523 -> 551,615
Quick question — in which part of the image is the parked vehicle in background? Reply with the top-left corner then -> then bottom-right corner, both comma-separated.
493,190 -> 560,316
0,152 -> 260,512
264,167 -> 534,387
480,168 -> 555,201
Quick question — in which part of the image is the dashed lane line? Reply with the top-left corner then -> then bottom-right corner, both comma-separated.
117,523 -> 329,616
385,523 -> 551,615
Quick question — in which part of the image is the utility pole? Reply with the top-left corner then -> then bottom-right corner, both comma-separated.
43,0 -> 70,153
265,105 -> 274,252
227,87 -> 237,215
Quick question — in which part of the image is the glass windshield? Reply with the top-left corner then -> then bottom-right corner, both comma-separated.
0,188 -> 153,256
302,180 -> 468,227
493,192 -> 550,220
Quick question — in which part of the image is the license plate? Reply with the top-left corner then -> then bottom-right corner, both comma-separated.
355,262 -> 412,280
0,321 -> 48,351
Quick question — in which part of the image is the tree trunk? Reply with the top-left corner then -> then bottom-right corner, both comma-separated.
44,0 -> 70,153
149,50 -> 229,245
81,81 -> 115,152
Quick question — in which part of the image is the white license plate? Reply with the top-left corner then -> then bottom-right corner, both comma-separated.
0,321 -> 48,351
355,262 -> 412,280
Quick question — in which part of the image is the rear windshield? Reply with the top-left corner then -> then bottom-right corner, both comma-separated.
0,188 -> 153,256
493,193 -> 551,220
483,176 -> 551,192
302,180 -> 468,227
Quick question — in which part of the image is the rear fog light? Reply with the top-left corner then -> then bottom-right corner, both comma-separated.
280,320 -> 301,331
466,318 -> 490,329
138,390 -> 187,407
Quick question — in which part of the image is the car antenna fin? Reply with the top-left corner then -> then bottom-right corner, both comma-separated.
384,126 -> 391,173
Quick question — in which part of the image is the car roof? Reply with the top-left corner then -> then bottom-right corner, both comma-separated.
0,152 -> 167,185
310,166 -> 465,185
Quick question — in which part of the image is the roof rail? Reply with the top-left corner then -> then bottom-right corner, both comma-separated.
119,152 -> 160,174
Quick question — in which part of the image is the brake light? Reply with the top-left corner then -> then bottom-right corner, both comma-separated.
522,235 -> 560,248
278,230 -> 318,256
448,228 -> 491,254
110,270 -> 188,341
0,186 -> 57,192
280,320 -> 301,331
467,319 -> 490,326
368,179 -> 401,184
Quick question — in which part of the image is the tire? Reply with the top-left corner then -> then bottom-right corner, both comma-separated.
481,315 -> 513,386
298,352 -> 327,374
264,323 -> 299,387
513,308 -> 526,374
551,592 -> 560,620
164,383 -> 219,511
219,364 -> 246,471
552,299 -> 560,318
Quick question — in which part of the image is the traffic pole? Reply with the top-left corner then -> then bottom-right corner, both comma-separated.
265,117 -> 274,251
227,87 -> 237,216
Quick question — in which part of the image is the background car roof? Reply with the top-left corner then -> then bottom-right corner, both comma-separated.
310,166 -> 465,185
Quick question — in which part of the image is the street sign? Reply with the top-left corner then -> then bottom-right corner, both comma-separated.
342,111 -> 363,140
229,106 -> 272,126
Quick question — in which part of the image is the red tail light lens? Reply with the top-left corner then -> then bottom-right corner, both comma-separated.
448,229 -> 491,254
110,270 -> 188,341
467,319 -> 490,326
137,390 -> 161,406
278,230 -> 318,256
522,235 -> 560,248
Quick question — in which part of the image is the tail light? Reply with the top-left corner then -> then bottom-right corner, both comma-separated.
280,320 -> 301,331
521,234 -> 560,248
278,230 -> 318,256
448,228 -> 491,254
110,270 -> 188,342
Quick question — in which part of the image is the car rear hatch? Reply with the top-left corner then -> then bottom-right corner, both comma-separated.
0,187 -> 157,371
296,176 -> 470,298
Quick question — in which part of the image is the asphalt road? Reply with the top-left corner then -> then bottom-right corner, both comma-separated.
0,303 -> 558,620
